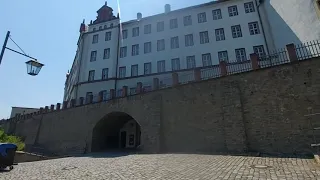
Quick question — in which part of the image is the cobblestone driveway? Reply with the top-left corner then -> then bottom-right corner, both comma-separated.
1,153 -> 320,180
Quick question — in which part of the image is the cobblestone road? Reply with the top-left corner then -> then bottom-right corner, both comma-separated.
1,153 -> 320,180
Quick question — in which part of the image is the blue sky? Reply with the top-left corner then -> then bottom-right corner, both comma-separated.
0,0 -> 211,119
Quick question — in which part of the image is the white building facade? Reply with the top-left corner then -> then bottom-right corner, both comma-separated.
64,0 -> 320,102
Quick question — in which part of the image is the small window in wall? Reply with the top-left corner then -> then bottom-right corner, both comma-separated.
200,31 -> 209,44
213,9 -> 222,20
171,36 -> 179,49
92,34 -> 99,44
90,51 -> 97,62
248,22 -> 260,35
120,46 -> 127,58
186,56 -> 196,69
88,70 -> 95,81
157,60 -> 166,73
132,27 -> 139,37
131,64 -> 138,77
198,12 -> 207,23
231,25 -> 242,38
235,48 -> 247,62
103,48 -> 110,59
202,53 -> 212,66
157,39 -> 165,51
144,62 -> 152,75
215,28 -> 225,41
119,66 -> 126,78
170,18 -> 178,29
184,15 -> 192,26
101,90 -> 109,101
102,68 -> 108,80
157,21 -> 165,32
144,42 -> 152,54
185,34 -> 194,47
228,6 -> 239,17
144,24 -> 151,34
105,32 -> 112,41
132,44 -> 139,56
171,58 -> 180,71
253,45 -> 266,57
244,2 -> 255,13
218,51 -> 229,62
122,30 -> 128,39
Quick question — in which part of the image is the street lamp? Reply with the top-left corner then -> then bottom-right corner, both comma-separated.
0,31 -> 44,76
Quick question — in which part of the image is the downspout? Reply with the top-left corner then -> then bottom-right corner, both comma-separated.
114,23 -> 121,91
255,0 -> 270,55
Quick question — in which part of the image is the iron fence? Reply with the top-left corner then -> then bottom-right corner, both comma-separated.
179,72 -> 195,84
259,48 -> 290,68
295,40 -> 320,61
160,77 -> 173,89
201,65 -> 220,80
227,60 -> 252,75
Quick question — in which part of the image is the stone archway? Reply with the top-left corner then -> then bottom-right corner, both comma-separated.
91,112 -> 141,152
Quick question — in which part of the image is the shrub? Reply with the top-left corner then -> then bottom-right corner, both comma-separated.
0,128 -> 25,151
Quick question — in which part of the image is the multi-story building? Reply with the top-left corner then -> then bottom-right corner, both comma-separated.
63,0 -> 320,102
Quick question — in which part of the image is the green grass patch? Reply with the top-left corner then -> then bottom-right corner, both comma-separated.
0,128 -> 25,151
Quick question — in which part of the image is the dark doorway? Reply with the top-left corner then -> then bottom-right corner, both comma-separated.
91,112 -> 141,152
120,131 -> 127,148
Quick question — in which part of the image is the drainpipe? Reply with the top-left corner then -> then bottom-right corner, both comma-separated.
255,0 -> 270,55
114,23 -> 121,91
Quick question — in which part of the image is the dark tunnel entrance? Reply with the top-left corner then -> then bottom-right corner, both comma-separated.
91,112 -> 141,152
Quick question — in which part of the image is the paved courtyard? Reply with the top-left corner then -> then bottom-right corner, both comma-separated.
1,153 -> 320,180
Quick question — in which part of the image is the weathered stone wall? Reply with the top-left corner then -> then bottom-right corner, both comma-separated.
5,57 -> 320,155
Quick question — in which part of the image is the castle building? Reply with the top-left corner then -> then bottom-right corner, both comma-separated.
63,0 -> 320,102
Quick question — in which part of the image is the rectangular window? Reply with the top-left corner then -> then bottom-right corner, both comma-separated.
101,90 -> 109,101
157,60 -> 166,73
235,48 -> 247,62
92,34 -> 98,44
144,42 -> 152,54
102,68 -> 108,80
144,24 -> 151,34
119,66 -> 126,78
132,27 -> 139,37
130,88 -> 136,95
253,45 -> 266,57
248,22 -> 260,35
186,56 -> 196,69
231,25 -> 242,38
105,32 -> 111,41
212,9 -> 222,20
228,6 -> 239,17
88,70 -> 95,81
144,62 -> 151,75
103,48 -> 110,59
157,39 -> 165,51
132,44 -> 139,56
122,30 -> 128,39
198,12 -> 207,23
202,53 -> 212,66
131,64 -> 138,77
170,18 -> 178,29
171,58 -> 180,71
90,51 -> 97,62
200,31 -> 209,44
218,51 -> 229,62
171,36 -> 179,49
157,21 -> 164,32
185,34 -> 194,47
120,46 -> 127,58
244,2 -> 255,13
215,28 -> 225,41
184,15 -> 192,26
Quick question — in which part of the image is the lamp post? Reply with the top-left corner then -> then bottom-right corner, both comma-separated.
0,31 -> 44,76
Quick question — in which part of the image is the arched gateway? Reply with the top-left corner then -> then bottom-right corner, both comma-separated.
91,112 -> 141,152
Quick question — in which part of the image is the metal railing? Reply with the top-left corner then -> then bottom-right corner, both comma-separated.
295,40 -> 320,61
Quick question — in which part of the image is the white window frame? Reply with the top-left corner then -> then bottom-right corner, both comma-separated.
248,22 -> 260,35
235,48 -> 247,62
132,27 -> 139,37
185,34 -> 194,47
253,45 -> 266,57
157,21 -> 164,32
119,67 -> 126,78
144,24 -> 151,34
103,48 -> 110,59
218,51 -> 229,62
183,15 -> 192,26
132,44 -> 139,56
186,56 -> 196,69
202,53 -> 212,67
228,6 -> 239,17
120,46 -> 127,58
157,60 -> 166,73
215,28 -> 225,41
102,68 -> 108,80
144,42 -> 152,54
105,32 -> 111,41
212,9 -> 222,20
231,25 -> 242,38
157,39 -> 165,51
144,62 -> 152,75
92,34 -> 98,44
131,64 -> 138,77
88,70 -> 95,81
171,36 -> 179,49
170,18 -> 178,29
171,58 -> 180,71
244,2 -> 255,13
122,30 -> 128,39
200,31 -> 209,44
90,51 -> 97,62
198,12 -> 207,23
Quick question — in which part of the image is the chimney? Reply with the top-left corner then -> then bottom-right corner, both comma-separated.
79,19 -> 86,33
137,12 -> 142,21
165,4 -> 171,13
